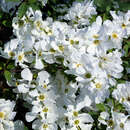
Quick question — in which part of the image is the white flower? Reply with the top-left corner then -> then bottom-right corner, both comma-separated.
103,20 -> 125,49
86,16 -> 109,55
99,110 -> 130,130
110,10 -> 130,36
32,119 -> 58,130
4,39 -> 18,58
112,82 -> 130,113
0,99 -> 16,130
69,113 -> 93,130
97,50 -> 123,80
37,71 -> 50,85
64,0 -> 97,26
21,68 -> 33,81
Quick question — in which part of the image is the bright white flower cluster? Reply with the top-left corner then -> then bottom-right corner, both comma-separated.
1,0 -> 130,129
64,0 -> 97,26
0,99 -> 25,130
113,82 -> 130,114
0,99 -> 16,130
99,110 -> 130,130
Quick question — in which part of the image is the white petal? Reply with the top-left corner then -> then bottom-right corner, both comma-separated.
35,58 -> 44,70
17,84 -> 29,93
26,112 -> 37,122
21,68 -> 32,81
38,71 -> 50,83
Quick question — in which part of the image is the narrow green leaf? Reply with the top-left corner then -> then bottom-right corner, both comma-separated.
24,126 -> 29,130
18,2 -> 28,18
30,3 -> 40,11
28,0 -> 37,4
7,62 -> 15,70
4,70 -> 11,81
119,2 -> 130,11
96,103 -> 106,111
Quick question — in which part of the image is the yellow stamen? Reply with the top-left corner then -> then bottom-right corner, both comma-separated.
120,123 -> 124,128
0,112 -> 5,119
43,124 -> 48,128
58,45 -> 64,52
93,40 -> 100,45
42,107 -> 48,113
112,33 -> 118,39
85,73 -> 91,78
122,23 -> 126,29
38,94 -> 45,101
9,51 -> 15,57
18,54 -> 24,62
50,48 -> 56,53
74,120 -> 80,125
93,34 -> 99,39
76,64 -> 82,68
95,83 -> 102,89
73,111 -> 78,117
43,84 -> 47,89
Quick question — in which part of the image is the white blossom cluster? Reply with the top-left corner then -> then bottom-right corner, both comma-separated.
0,99 -> 16,130
1,0 -> 130,130
0,99 -> 25,130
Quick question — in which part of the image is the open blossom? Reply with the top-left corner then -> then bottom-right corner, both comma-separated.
0,0 -> 130,129
64,0 -> 97,26
0,99 -> 16,130
112,82 -> 130,114
98,111 -> 130,130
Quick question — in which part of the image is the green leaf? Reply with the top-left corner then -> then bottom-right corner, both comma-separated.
24,126 -> 29,130
28,0 -> 37,4
4,70 -> 11,81
18,2 -> 28,18
124,44 -> 129,57
118,2 -> 130,11
94,0 -> 112,12
30,3 -> 40,11
2,20 -> 12,27
7,62 -> 15,70
96,103 -> 106,111
0,11 -> 4,19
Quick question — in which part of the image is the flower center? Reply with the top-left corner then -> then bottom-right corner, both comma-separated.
43,107 -> 48,113
49,48 -> 56,53
85,73 -> 91,78
0,112 -> 5,119
43,84 -> 47,89
38,94 -> 45,101
95,83 -> 102,89
93,40 -> 100,45
108,119 -> 114,127
122,23 -> 126,29
9,51 -> 15,57
43,124 -> 48,129
93,34 -> 99,39
58,45 -> 64,52
18,54 -> 24,62
76,63 -> 82,68
74,120 -> 80,125
112,33 -> 118,39
73,111 -> 78,117
120,123 -> 124,128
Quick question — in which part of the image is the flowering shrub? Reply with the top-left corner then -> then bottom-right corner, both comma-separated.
0,0 -> 130,130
